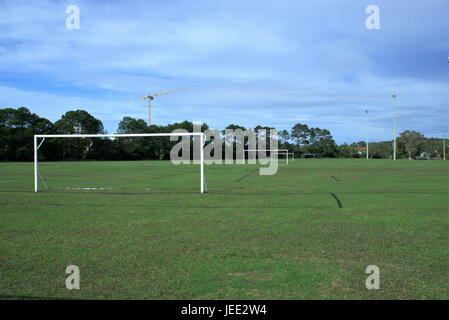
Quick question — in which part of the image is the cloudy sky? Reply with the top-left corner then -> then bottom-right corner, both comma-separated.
0,0 -> 447,143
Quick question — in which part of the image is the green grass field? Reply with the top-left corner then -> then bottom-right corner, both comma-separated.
0,159 -> 448,299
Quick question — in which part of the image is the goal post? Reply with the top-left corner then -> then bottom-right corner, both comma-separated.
34,132 -> 205,193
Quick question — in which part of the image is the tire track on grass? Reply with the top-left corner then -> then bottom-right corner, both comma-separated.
330,193 -> 343,208
331,176 -> 340,182
235,168 -> 259,183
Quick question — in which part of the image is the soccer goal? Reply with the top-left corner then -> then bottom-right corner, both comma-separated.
270,151 -> 294,162
301,153 -> 315,159
34,132 -> 206,193
243,149 -> 291,164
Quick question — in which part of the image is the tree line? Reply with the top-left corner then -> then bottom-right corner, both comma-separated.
340,131 -> 446,159
0,107 -> 446,161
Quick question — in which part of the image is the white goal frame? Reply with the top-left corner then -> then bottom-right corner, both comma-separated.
270,151 -> 294,162
243,149 -> 291,165
301,153 -> 317,158
34,132 -> 205,193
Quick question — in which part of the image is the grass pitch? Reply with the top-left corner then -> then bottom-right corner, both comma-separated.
0,159 -> 448,299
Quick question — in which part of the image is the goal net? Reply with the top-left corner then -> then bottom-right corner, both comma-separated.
34,133 -> 206,193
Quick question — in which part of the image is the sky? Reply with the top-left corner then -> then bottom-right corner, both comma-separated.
0,0 -> 447,144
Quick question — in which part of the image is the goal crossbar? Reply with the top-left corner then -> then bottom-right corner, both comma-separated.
34,132 -> 205,193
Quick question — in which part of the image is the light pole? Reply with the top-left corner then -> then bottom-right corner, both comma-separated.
392,93 -> 397,160
444,134 -> 446,160
365,109 -> 369,160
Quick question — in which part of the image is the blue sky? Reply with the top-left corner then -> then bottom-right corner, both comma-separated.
0,0 -> 447,143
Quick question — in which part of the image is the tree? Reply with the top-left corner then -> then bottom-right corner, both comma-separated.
2,106 -> 446,162
368,141 -> 393,159
55,110 -> 104,134
280,130 -> 290,145
10,107 -> 33,139
421,138 -> 443,159
254,125 -> 277,156
291,123 -> 310,154
338,143 -> 352,158
223,124 -> 247,160
118,117 -> 148,133
0,107 -> 55,161
308,127 -> 319,145
54,110 -> 104,159
397,130 -> 424,159
311,128 -> 337,157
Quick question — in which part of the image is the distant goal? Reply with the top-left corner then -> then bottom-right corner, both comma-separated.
301,153 -> 322,158
243,149 -> 293,164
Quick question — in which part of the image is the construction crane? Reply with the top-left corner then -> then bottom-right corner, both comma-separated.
140,88 -> 187,126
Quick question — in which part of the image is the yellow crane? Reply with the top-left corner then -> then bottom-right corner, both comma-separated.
140,88 -> 187,126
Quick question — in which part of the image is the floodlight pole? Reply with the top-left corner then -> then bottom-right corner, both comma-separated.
200,133 -> 204,194
393,93 -> 397,160
366,109 -> 369,160
34,136 -> 38,192
443,134 -> 446,160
